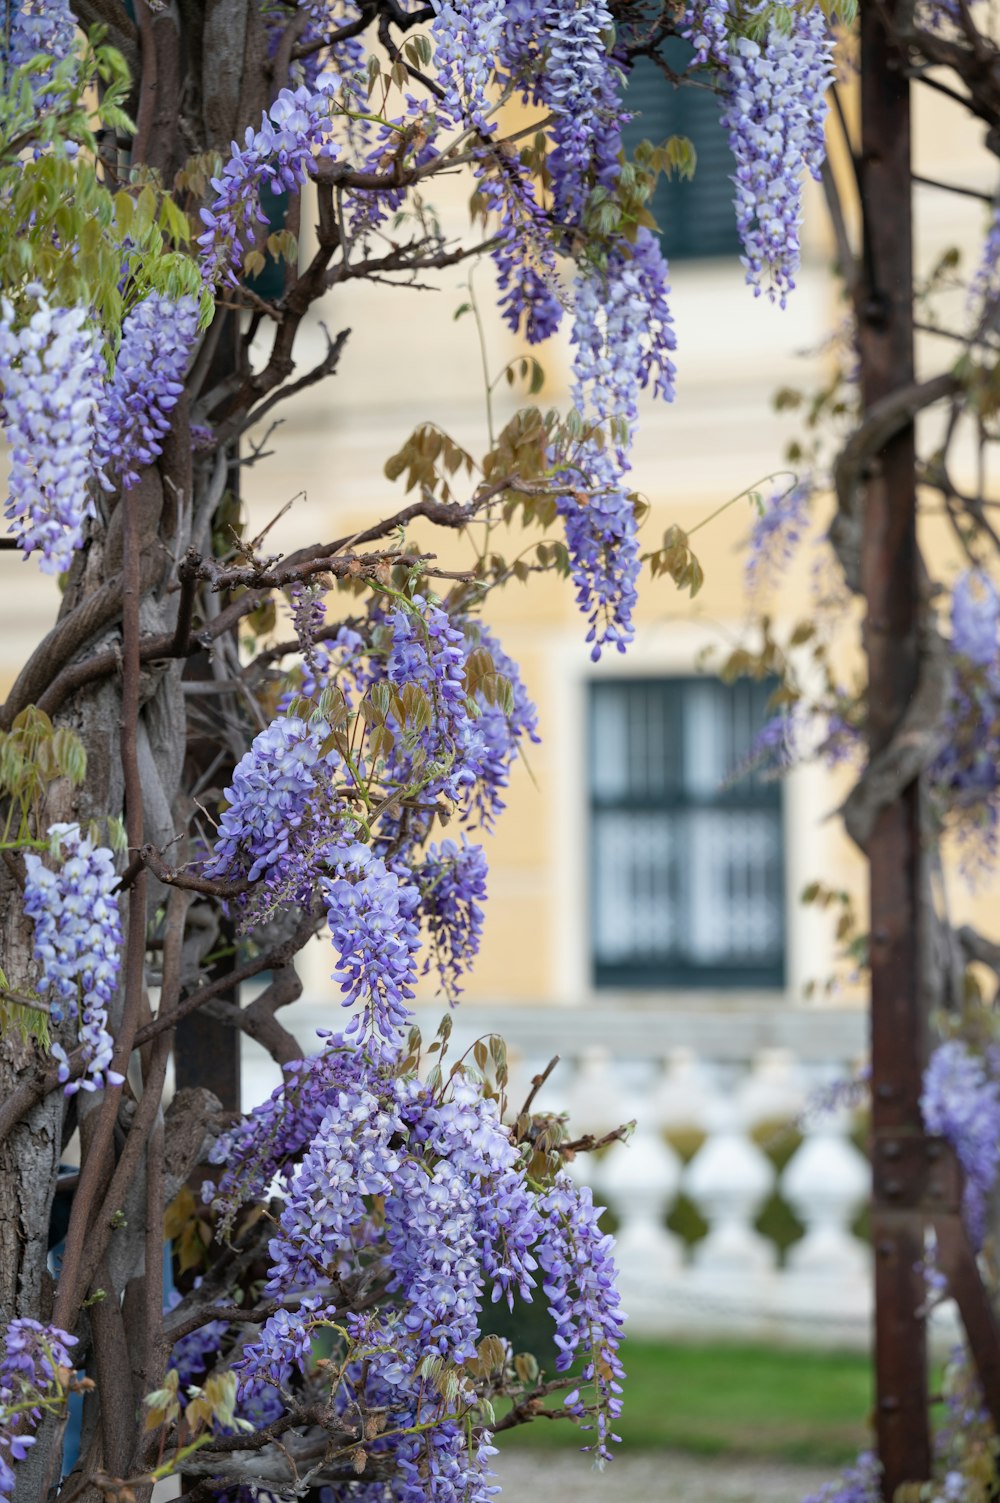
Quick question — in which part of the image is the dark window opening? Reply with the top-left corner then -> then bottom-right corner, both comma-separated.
589,677 -> 786,989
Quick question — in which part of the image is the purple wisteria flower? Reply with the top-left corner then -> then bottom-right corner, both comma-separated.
198,82 -> 339,284
0,290 -> 103,573
561,230 -> 676,658
682,0 -> 730,66
7,0 -> 77,107
951,568 -> 1000,669
922,1039 -> 1000,1247
745,480 -> 811,592
477,150 -> 565,344
322,842 -> 422,1048
213,1040 -> 624,1490
262,1077 -> 403,1297
207,1037 -> 384,1232
721,4 -> 834,305
931,571 -> 1000,847
432,0 -> 505,132
536,1172 -> 625,1463
463,622 -> 541,829
0,1318 -> 77,1501
415,1075 -> 540,1311
205,713 -> 342,901
96,292 -> 200,491
802,1450 -> 881,1503
289,581 -> 327,660
165,1284 -> 229,1387
420,838 -> 488,998
536,0 -> 623,228
24,824 -> 123,1095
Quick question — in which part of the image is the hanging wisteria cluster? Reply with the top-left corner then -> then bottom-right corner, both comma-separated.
96,291 -> 201,491
23,824 -> 123,1095
0,1320 -> 77,1501
922,1039 -> 1000,1249
930,570 -> 1000,856
201,1037 -> 625,1493
4,0 -> 78,107
0,286 -> 201,569
720,4 -> 834,305
0,292 -> 102,575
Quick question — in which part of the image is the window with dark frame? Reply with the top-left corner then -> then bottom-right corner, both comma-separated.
620,40 -> 741,263
589,677 -> 786,990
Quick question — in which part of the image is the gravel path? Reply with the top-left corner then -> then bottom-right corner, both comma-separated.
495,1450 -> 830,1502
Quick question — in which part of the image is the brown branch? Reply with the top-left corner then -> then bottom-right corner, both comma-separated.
233,326 -> 350,441
34,489 -> 487,722
172,550 -> 200,658
0,551 -> 163,731
52,488 -> 151,1334
75,892 -> 191,1329
560,1121 -> 634,1157
489,1378 -> 582,1433
840,624 -> 951,853
133,907 -> 323,1050
188,547 -> 438,593
518,1056 -> 559,1118
830,372 -> 962,593
126,844 -> 252,900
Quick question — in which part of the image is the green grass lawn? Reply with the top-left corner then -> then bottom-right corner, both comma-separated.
499,1340 -> 874,1467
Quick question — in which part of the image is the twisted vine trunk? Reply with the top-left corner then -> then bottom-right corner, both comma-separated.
0,8 -> 270,1496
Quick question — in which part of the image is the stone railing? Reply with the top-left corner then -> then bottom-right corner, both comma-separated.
242,999 -> 884,1349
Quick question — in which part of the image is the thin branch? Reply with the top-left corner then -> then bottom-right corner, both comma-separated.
912,172 -> 994,202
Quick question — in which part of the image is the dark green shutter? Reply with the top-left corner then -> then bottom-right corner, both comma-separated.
621,43 -> 741,262
588,678 -> 786,990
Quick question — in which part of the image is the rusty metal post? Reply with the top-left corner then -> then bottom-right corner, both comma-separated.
858,0 -> 932,1491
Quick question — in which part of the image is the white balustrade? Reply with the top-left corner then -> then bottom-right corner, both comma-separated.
772,1102 -> 873,1338
565,1045 -> 629,1138
684,1097 -> 777,1274
737,1046 -> 808,1128
650,1046 -> 714,1133
597,1131 -> 685,1329
781,1106 -> 869,1278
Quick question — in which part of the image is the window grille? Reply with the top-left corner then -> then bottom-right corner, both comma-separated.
589,677 -> 786,989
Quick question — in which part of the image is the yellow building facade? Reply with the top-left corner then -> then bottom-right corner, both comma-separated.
0,72 -> 994,1032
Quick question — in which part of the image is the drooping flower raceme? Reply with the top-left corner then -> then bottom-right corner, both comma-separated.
463,621 -> 541,830
96,292 -> 201,491
951,568 -> 1000,669
922,1039 -> 1000,1247
535,0 -> 623,228
721,4 -> 834,305
420,839 -> 488,998
322,842 -> 422,1049
7,0 -> 78,108
0,293 -> 103,573
205,713 -> 343,910
23,824 -> 123,1095
560,230 -> 676,659
432,0 -> 506,133
198,82 -> 339,284
931,570 -> 1000,849
535,1173 -> 625,1463
802,1450 -> 882,1503
0,1319 -> 77,1501
682,0 -> 730,66
745,480 -> 811,593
